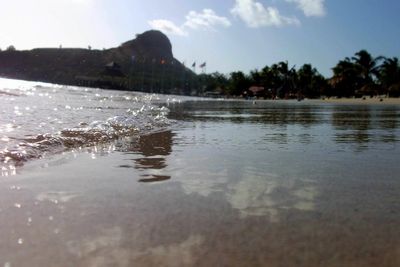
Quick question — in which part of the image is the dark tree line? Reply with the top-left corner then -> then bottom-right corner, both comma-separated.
198,50 -> 400,98
1,45 -> 398,97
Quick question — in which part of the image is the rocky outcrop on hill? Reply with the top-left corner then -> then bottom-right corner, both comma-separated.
121,30 -> 174,60
0,30 -> 193,93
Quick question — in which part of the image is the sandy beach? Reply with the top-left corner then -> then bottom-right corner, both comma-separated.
317,97 -> 400,105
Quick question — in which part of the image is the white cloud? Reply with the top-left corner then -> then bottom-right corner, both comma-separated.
148,19 -> 187,36
69,0 -> 92,3
40,0 -> 93,5
286,0 -> 326,17
183,9 -> 231,30
148,9 -> 231,36
231,0 -> 300,28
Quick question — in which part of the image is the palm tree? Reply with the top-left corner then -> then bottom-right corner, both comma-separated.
351,50 -> 383,95
331,58 -> 359,97
259,64 -> 282,98
297,64 -> 326,98
275,61 -> 297,98
379,57 -> 400,97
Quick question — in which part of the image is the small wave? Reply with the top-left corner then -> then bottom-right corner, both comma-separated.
0,104 -> 173,169
0,89 -> 21,96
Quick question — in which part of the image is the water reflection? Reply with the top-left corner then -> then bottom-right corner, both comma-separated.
139,175 -> 171,183
66,227 -> 127,266
117,131 -> 173,182
1,98 -> 400,266
377,109 -> 399,129
169,101 -> 322,127
128,234 -> 204,266
132,131 -> 173,157
169,125 -> 320,223
226,173 -> 317,222
263,132 -> 288,145
178,168 -> 229,197
134,157 -> 167,170
332,106 -> 372,131
171,101 -> 400,152
169,101 -> 400,223
332,106 -> 400,150
36,191 -> 78,204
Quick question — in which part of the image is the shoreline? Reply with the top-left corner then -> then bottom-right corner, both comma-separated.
235,97 -> 400,105
315,97 -> 400,105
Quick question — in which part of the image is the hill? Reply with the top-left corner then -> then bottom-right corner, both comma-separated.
0,30 -> 195,94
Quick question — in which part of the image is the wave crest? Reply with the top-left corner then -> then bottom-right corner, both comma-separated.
1,104 -> 173,168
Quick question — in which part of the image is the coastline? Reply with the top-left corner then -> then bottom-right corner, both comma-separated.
316,97 -> 400,105
241,97 -> 400,105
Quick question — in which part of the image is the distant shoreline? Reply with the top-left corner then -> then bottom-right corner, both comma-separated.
314,97 -> 400,105
222,96 -> 400,105
236,97 -> 400,105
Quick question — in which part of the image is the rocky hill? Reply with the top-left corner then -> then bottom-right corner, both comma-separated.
0,30 -> 195,94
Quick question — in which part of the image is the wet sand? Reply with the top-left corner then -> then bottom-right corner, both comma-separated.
1,101 -> 400,266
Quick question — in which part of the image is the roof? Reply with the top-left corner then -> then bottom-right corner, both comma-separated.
249,86 -> 265,94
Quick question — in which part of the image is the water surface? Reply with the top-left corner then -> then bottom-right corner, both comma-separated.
0,79 -> 399,266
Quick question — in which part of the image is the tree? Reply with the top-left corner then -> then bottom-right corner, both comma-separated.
228,71 -> 250,96
6,45 -> 16,51
297,64 -> 326,98
352,50 -> 381,83
275,61 -> 296,98
199,72 -> 228,93
379,57 -> 400,97
256,62 -> 297,98
249,69 -> 262,85
331,58 -> 359,97
352,50 -> 383,95
261,65 -> 281,96
211,72 -> 229,93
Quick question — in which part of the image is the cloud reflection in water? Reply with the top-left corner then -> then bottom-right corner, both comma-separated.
226,173 -> 317,222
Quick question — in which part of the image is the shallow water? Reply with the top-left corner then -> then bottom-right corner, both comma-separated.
0,79 -> 400,266
0,78 -> 179,174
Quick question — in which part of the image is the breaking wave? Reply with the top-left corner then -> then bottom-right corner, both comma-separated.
0,78 -> 179,172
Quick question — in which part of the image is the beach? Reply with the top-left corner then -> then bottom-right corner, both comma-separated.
0,84 -> 399,266
318,97 -> 400,105
1,0 -> 399,264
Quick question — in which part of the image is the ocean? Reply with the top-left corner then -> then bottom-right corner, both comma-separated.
0,78 -> 399,266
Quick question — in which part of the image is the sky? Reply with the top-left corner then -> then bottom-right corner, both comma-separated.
0,0 -> 399,77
